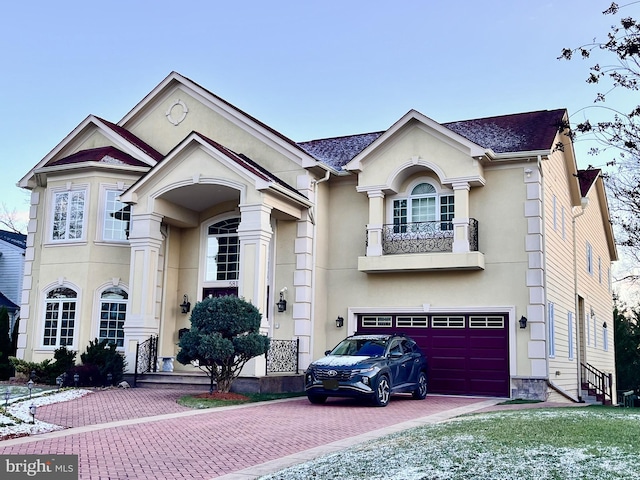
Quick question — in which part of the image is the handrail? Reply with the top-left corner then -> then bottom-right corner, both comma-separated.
581,362 -> 613,405
134,335 -> 158,387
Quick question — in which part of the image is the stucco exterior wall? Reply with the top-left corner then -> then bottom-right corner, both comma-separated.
23,171 -> 136,363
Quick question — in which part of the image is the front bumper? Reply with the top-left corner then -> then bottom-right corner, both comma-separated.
305,369 -> 377,397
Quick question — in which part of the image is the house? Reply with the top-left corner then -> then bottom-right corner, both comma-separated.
15,72 -> 617,402
0,229 -> 27,334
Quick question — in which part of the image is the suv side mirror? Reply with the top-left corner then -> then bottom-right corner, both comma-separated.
325,350 -> 331,356
389,351 -> 403,358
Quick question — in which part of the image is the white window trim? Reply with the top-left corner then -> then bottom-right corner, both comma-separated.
47,183 -> 89,245
386,178 -> 454,225
568,311 -> 574,360
38,280 -> 82,351
548,302 -> 555,358
92,281 -> 129,350
199,213 -> 242,297
96,183 -> 130,244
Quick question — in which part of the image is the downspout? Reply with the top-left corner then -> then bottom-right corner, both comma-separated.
309,169 -> 331,360
573,196 -> 588,401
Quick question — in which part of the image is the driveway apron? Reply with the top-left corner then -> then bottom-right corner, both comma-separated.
0,388 -> 500,479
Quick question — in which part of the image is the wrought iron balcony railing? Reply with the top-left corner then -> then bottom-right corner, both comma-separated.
379,218 -> 478,255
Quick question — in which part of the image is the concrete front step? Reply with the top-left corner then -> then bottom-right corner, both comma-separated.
132,372 -> 304,394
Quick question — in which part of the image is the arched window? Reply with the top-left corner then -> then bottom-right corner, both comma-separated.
205,218 -> 240,281
392,182 -> 454,232
99,287 -> 128,347
43,287 -> 77,347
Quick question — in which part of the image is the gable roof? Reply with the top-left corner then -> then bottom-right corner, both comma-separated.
576,168 -> 601,197
119,72 -> 325,171
46,146 -> 150,168
0,230 -> 26,250
299,109 -> 567,170
19,115 -> 163,189
96,117 -> 164,162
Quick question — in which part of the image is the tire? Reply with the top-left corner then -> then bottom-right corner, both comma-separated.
412,371 -> 428,400
307,394 -> 327,404
372,375 -> 391,407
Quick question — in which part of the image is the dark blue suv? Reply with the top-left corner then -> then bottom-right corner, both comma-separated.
305,334 -> 428,407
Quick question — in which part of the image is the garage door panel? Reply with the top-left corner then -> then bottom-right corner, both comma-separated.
358,313 -> 509,397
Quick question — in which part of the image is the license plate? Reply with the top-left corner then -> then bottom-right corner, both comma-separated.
323,379 -> 339,390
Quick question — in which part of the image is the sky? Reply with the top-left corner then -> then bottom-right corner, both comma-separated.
0,2 -> 633,223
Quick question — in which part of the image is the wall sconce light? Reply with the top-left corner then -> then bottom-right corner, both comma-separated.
336,316 -> 344,328
180,294 -> 191,314
276,288 -> 287,313
603,322 -> 608,329
524,168 -> 532,178
519,316 -> 528,329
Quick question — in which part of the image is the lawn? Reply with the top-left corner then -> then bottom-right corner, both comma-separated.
260,407 -> 640,480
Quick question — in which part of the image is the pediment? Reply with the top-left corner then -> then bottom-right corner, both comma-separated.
345,110 -> 488,192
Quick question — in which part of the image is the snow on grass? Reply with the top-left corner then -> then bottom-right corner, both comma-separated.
0,388 -> 92,439
261,408 -> 640,480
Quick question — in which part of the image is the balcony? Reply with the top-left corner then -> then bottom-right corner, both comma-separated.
358,218 -> 484,272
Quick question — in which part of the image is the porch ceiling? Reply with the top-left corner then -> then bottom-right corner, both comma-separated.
158,184 -> 239,212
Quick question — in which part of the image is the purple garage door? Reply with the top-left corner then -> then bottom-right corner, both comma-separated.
357,313 -> 509,397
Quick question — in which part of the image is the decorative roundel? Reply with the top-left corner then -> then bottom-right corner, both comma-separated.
166,99 -> 189,126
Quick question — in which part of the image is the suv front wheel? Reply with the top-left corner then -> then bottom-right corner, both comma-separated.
372,375 -> 390,407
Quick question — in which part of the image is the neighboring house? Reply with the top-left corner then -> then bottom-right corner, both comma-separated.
15,72 -> 617,402
0,229 -> 27,334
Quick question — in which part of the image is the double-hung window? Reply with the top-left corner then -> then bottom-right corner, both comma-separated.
43,287 -> 77,347
52,189 -> 86,241
392,182 -> 454,233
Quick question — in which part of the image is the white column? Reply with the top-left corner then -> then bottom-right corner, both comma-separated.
451,182 -> 471,253
123,212 -> 164,373
237,203 -> 273,376
366,190 -> 385,257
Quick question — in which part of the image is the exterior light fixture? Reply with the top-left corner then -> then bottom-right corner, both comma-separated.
30,370 -> 36,381
56,375 -> 63,390
603,322 -> 608,329
74,373 -> 80,388
276,288 -> 287,313
3,389 -> 9,407
107,373 -> 113,386
29,404 -> 36,424
27,379 -> 34,399
519,316 -> 528,329
336,316 -> 344,328
180,294 -> 191,314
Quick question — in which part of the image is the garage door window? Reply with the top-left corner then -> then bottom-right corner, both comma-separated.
469,316 -> 505,328
432,316 -> 465,328
361,316 -> 392,327
397,316 -> 428,327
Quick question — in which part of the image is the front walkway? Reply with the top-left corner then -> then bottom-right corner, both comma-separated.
0,388 -> 554,479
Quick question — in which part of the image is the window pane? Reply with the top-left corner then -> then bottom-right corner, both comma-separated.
104,190 -> 130,241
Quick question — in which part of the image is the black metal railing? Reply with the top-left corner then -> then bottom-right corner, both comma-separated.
581,362 -> 613,405
134,335 -> 158,387
378,218 -> 478,255
266,338 -> 299,375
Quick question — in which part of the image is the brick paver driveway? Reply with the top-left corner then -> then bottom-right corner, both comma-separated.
0,388 -> 502,479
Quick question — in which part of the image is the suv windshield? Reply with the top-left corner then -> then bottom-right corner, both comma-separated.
329,338 -> 386,357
